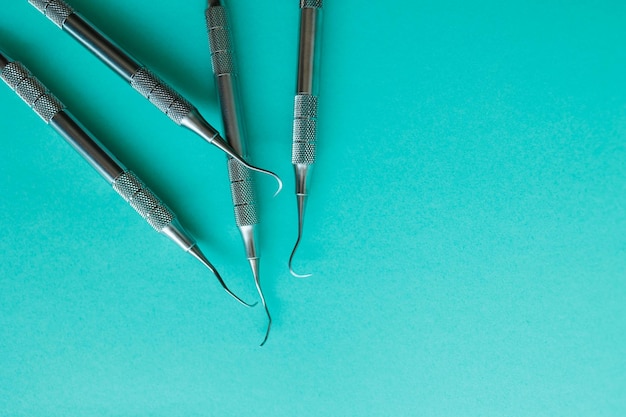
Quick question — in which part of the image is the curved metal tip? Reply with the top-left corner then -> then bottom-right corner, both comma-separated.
233,154 -> 282,197
259,302 -> 272,346
288,235 -> 313,278
273,175 -> 284,198
289,194 -> 312,278
250,258 -> 272,346
188,245 -> 257,307
211,134 -> 282,196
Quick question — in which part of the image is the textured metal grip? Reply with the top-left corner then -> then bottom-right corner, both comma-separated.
292,94 -> 318,165
29,0 -> 74,28
227,158 -> 258,227
130,68 -> 193,125
206,6 -> 235,76
112,171 -> 175,232
301,0 -> 323,8
0,61 -> 64,123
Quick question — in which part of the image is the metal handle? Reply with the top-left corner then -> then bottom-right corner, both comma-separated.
301,0 -> 323,8
30,0 -> 194,126
112,171 -> 176,232
228,157 -> 258,227
292,93 -> 318,165
130,67 -> 194,125
29,0 -> 74,28
207,3 -> 259,227
0,61 -> 64,123
207,5 -> 235,76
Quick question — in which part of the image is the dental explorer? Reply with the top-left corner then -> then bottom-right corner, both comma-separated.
289,0 -> 323,278
28,0 -> 282,194
0,49 -> 253,307
206,0 -> 271,345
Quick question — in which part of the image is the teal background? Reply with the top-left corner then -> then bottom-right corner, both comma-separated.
1,0 -> 625,415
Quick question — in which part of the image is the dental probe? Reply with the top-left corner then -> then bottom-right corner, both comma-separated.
28,0 -> 282,194
289,0 -> 323,278
0,49 -> 253,307
206,0 -> 271,345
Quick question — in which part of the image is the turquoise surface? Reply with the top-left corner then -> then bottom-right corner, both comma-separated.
1,0 -> 625,415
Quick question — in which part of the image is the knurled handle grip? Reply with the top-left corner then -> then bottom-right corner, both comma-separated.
29,0 -> 74,28
291,94 -> 318,165
206,5 -> 235,76
29,0 -> 194,126
301,0 -> 323,8
0,61 -> 64,123
227,157 -> 258,227
112,171 -> 176,232
130,68 -> 194,125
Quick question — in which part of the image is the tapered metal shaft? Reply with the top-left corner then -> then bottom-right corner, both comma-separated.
28,0 -> 282,193
206,0 -> 271,345
289,0 -> 323,277
0,49 -> 252,307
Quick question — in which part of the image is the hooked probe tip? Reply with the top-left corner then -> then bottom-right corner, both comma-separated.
212,134 -> 282,196
188,245 -> 257,307
236,156 -> 282,197
289,194 -> 312,278
288,237 -> 313,278
250,258 -> 272,346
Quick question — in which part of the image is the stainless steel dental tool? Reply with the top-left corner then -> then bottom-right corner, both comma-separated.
206,0 -> 271,345
289,0 -> 323,278
28,0 -> 282,194
0,49 -> 253,307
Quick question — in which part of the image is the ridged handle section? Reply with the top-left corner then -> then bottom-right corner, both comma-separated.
206,6 -> 235,76
291,94 -> 318,165
300,0 -> 323,8
29,0 -> 74,28
130,68 -> 193,125
228,158 -> 258,227
112,171 -> 175,232
0,61 -> 64,123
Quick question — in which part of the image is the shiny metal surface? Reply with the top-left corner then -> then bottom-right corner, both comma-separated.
296,7 -> 322,94
207,0 -> 270,343
291,94 -> 317,165
0,50 -> 250,306
0,56 -> 124,182
130,67 -> 193,125
52,113 -> 124,183
289,166 -> 312,279
187,243 -> 257,308
29,0 -> 282,193
29,0 -> 74,28
64,14 -> 141,82
1,60 -> 64,123
112,170 -> 176,230
227,158 -> 258,227
289,1 -> 323,278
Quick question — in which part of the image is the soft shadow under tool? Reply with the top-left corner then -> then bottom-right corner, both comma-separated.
0,49 -> 253,307
28,0 -> 282,196
289,0 -> 323,277
206,0 -> 271,344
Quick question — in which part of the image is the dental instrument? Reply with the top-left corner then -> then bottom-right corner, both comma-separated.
28,0 -> 282,194
0,49 -> 253,307
206,0 -> 271,345
289,0 -> 323,278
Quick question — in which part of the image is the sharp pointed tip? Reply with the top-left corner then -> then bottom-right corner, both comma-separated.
249,258 -> 272,346
290,268 -> 313,279
259,317 -> 271,346
259,298 -> 272,346
188,245 -> 256,307
273,175 -> 284,197
288,231 -> 312,278
231,154 -> 282,197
